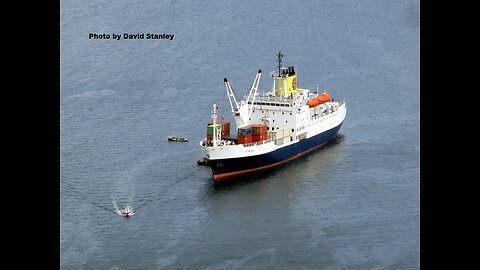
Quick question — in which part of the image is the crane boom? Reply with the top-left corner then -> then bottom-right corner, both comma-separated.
224,78 -> 240,113
246,70 -> 262,118
223,70 -> 262,128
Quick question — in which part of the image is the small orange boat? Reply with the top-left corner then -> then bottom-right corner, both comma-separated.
307,92 -> 331,107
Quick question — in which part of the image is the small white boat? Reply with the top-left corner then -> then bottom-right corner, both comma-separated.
120,207 -> 134,218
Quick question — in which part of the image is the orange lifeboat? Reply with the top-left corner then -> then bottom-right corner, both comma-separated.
307,92 -> 331,108
307,98 -> 320,108
316,92 -> 331,105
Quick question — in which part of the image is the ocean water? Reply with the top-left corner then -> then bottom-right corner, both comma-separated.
60,0 -> 419,269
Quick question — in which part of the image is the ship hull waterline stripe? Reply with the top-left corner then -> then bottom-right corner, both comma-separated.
212,122 -> 343,182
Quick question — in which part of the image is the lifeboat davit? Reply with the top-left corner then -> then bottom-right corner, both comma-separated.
307,92 -> 331,108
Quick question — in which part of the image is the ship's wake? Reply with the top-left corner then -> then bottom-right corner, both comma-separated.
112,200 -> 122,216
61,180 -> 117,215
62,165 -> 199,217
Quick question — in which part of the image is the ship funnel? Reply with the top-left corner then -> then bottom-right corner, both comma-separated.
288,66 -> 295,76
276,66 -> 297,97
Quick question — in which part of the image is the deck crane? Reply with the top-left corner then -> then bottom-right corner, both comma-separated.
223,70 -> 262,128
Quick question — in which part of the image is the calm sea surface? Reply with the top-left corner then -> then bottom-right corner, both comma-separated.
60,0 -> 419,269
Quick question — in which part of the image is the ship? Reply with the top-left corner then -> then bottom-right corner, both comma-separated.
200,52 -> 347,183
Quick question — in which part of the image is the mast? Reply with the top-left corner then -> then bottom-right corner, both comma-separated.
211,103 -> 218,146
277,51 -> 283,76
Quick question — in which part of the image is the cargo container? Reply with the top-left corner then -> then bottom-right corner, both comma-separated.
207,121 -> 230,138
237,136 -> 253,144
251,124 -> 268,136
207,124 -> 222,140
269,128 -> 285,141
207,124 -> 222,135
238,126 -> 253,137
283,128 -> 292,138
252,134 -> 268,142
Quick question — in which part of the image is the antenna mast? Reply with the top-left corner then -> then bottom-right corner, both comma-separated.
211,103 -> 218,146
277,51 -> 283,76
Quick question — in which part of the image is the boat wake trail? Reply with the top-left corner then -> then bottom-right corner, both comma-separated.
112,200 -> 122,216
62,164 -> 199,217
61,180 -> 121,215
125,166 -> 199,211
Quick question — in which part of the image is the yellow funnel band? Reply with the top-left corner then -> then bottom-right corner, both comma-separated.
276,75 -> 297,96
